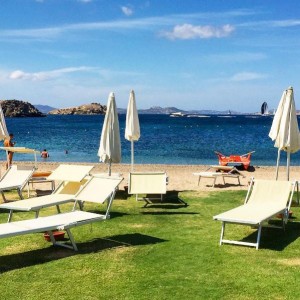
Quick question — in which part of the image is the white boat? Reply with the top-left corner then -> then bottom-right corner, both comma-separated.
170,112 -> 186,117
187,115 -> 210,118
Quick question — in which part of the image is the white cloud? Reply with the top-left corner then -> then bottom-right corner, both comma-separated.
161,24 -> 235,40
121,6 -> 134,16
9,66 -> 95,81
78,0 -> 93,3
230,72 -> 267,81
0,11 -> 245,40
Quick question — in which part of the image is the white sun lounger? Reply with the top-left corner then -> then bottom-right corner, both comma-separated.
0,175 -> 123,251
0,165 -> 36,202
213,179 -> 295,249
193,165 -> 244,187
0,164 -> 94,222
128,172 -> 169,207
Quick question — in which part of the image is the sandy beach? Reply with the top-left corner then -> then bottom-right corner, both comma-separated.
6,161 -> 299,192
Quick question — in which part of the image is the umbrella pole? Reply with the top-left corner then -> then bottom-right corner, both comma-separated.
108,159 -> 112,176
275,149 -> 281,180
131,141 -> 134,172
287,151 -> 290,181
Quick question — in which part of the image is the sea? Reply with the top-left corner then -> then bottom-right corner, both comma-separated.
0,114 -> 298,166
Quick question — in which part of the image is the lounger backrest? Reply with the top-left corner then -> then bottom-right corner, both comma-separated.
128,172 -> 167,195
247,179 -> 292,206
0,165 -> 35,188
47,164 -> 94,182
57,179 -> 88,195
75,176 -> 123,204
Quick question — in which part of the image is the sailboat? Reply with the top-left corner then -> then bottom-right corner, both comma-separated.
261,102 -> 269,116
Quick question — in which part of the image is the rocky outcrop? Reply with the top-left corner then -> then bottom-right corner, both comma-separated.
48,103 -> 106,115
0,100 -> 44,117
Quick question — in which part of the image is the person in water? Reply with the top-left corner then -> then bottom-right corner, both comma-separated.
3,133 -> 15,169
41,149 -> 49,158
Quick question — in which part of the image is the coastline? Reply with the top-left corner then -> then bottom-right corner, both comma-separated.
5,161 -> 299,192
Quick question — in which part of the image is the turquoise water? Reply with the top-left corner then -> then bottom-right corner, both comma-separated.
0,114 -> 297,166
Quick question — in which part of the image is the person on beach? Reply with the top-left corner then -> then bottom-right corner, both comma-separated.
3,133 -> 15,169
41,149 -> 49,158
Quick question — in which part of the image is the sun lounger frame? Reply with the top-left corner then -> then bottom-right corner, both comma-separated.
0,165 -> 36,202
1,181 -> 86,222
0,175 -> 123,252
0,164 -> 94,222
128,172 -> 167,207
193,165 -> 245,187
213,179 -> 296,250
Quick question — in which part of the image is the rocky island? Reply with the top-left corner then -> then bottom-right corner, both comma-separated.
0,100 -> 44,117
48,103 -> 106,115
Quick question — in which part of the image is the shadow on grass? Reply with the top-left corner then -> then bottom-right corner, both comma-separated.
213,183 -> 244,189
141,211 -> 199,215
85,211 -> 129,219
115,190 -> 130,200
0,233 -> 166,273
140,191 -> 188,208
236,221 -> 300,251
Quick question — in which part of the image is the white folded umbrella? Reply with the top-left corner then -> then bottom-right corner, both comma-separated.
125,90 -> 140,171
269,86 -> 300,180
98,92 -> 121,176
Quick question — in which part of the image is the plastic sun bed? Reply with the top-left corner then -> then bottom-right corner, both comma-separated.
0,175 -> 123,251
0,165 -> 36,202
193,165 -> 245,187
214,151 -> 255,170
128,172 -> 167,207
213,179 -> 295,250
0,164 -> 94,222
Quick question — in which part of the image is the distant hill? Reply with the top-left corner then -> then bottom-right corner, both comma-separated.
117,106 -> 242,115
118,106 -> 184,114
48,103 -> 106,115
138,106 -> 183,114
0,100 -> 44,117
34,104 -> 57,114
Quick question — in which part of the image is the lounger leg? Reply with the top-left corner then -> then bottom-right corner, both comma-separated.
256,225 -> 262,250
47,231 -> 56,244
1,191 -> 7,203
66,229 -> 78,251
212,177 -> 217,188
222,177 -> 225,185
51,180 -> 55,192
17,189 -> 24,200
220,222 -> 225,246
47,229 -> 78,251
297,181 -> 299,205
78,201 -> 84,211
198,176 -> 201,186
35,210 -> 40,218
237,177 -> 241,186
7,210 -> 13,222
56,205 -> 61,214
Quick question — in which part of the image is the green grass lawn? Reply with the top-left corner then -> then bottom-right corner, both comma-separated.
0,189 -> 300,299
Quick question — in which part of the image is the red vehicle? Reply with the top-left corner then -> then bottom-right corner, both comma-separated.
215,151 -> 255,170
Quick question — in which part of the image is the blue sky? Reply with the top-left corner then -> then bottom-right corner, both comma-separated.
0,0 -> 299,113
